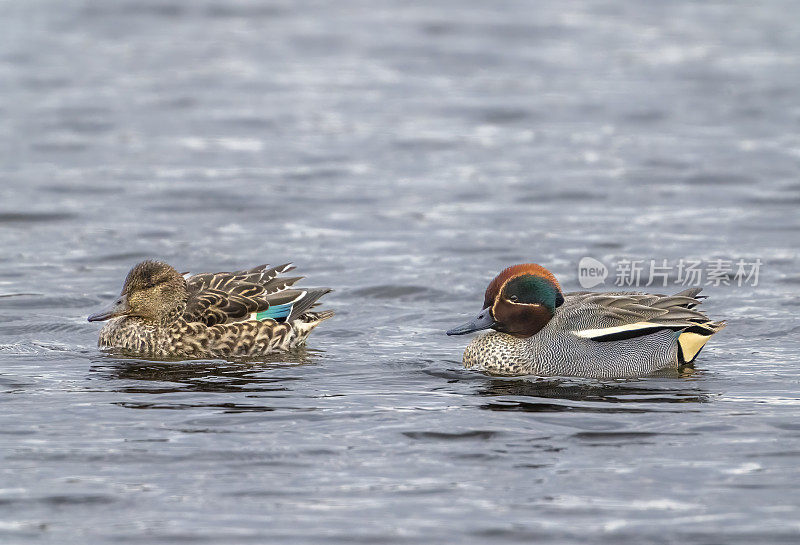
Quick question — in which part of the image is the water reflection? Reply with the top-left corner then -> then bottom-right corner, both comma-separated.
89,347 -> 320,393
476,375 -> 710,412
86,350 -> 325,414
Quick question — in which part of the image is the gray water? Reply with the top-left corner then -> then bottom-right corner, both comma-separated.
2,1 -> 800,543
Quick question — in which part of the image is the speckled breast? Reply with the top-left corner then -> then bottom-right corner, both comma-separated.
463,331 -> 533,376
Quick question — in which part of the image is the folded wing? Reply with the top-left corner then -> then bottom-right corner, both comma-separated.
184,263 -> 331,326
563,288 -> 724,344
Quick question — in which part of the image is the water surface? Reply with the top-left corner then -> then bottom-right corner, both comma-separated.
2,1 -> 800,543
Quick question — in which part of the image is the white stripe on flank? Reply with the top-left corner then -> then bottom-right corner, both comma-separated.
572,322 -> 666,339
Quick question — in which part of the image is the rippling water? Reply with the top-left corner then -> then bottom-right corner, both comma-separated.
2,1 -> 800,543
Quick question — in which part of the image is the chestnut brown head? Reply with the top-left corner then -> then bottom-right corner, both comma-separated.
446,264 -> 564,338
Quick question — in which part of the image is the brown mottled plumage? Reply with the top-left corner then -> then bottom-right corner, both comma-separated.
88,261 -> 333,358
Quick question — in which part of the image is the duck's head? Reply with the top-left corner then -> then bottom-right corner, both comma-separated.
446,264 -> 564,338
88,260 -> 188,325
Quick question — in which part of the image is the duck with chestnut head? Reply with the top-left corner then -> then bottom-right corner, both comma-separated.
88,260 -> 333,358
447,264 -> 725,378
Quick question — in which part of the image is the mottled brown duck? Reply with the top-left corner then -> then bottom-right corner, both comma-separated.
88,260 -> 333,358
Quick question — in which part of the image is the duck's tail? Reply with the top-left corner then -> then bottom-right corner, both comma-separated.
677,320 -> 727,366
290,309 -> 335,344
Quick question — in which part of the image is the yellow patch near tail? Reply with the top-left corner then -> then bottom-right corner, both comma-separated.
678,331 -> 711,364
677,321 -> 726,364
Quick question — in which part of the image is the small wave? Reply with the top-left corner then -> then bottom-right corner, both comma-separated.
350,285 -> 450,301
403,430 -> 498,440
0,212 -> 76,223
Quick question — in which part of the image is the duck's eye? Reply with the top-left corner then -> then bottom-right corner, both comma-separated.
509,295 -> 518,302
140,279 -> 164,290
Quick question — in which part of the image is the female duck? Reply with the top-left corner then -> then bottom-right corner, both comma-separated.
88,260 -> 333,358
447,264 -> 725,378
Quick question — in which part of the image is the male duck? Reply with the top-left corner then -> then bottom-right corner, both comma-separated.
88,260 -> 333,358
447,264 -> 725,378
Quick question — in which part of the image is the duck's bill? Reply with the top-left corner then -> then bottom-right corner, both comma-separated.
446,308 -> 496,335
87,297 -> 128,322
